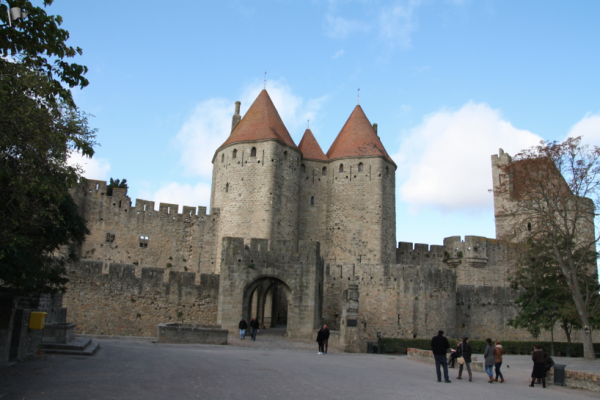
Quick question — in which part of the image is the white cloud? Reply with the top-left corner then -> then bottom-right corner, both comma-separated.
393,102 -> 542,213
566,112 -> 600,146
324,14 -> 370,38
68,150 -> 111,181
240,79 -> 326,137
173,80 -> 326,178
378,0 -> 421,49
173,98 -> 234,178
332,49 -> 345,59
138,182 -> 212,213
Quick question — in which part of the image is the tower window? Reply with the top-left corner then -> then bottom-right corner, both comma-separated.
301,164 -> 306,173
339,164 -> 344,173
310,196 -> 315,206
251,147 -> 257,157
226,183 -> 229,193
284,151 -> 288,160
358,162 -> 363,172
233,149 -> 237,159
221,154 -> 224,163
139,236 -> 149,248
386,166 -> 389,175
322,167 -> 327,176
527,222 -> 532,232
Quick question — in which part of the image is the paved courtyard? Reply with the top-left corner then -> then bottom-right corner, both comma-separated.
1,337 -> 598,400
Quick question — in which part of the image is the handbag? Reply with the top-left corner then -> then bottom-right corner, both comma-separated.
457,343 -> 466,365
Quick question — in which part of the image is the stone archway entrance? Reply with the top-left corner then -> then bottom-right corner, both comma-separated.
217,237 -> 324,340
245,277 -> 290,333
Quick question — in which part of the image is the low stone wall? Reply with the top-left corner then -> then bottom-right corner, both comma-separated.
157,323 -> 228,345
63,261 -> 219,337
407,348 -> 484,372
547,368 -> 600,392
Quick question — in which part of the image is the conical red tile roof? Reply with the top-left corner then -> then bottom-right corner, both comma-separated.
218,90 -> 297,150
326,105 -> 394,164
298,129 -> 327,161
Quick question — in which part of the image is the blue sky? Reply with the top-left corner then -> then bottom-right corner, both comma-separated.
58,0 -> 600,247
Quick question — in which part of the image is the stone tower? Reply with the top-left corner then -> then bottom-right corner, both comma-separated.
298,128 -> 329,249
210,90 -> 302,270
324,105 -> 396,265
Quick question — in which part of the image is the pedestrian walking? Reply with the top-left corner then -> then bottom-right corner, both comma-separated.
529,345 -> 548,388
494,340 -> 504,382
250,317 -> 260,341
484,338 -> 495,383
322,324 -> 330,354
238,318 -> 247,340
456,337 -> 473,382
431,330 -> 451,383
316,326 -> 326,354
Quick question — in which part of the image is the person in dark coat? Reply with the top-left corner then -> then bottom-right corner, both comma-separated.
238,318 -> 248,340
448,339 -> 461,368
316,326 -> 326,354
530,345 -> 549,388
431,330 -> 451,383
250,317 -> 260,341
322,325 -> 330,354
456,337 -> 473,382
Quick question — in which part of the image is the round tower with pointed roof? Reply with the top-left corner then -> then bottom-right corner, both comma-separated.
210,90 -> 302,271
298,128 -> 329,247
324,105 -> 396,265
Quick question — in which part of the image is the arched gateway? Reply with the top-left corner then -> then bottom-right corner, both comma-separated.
217,237 -> 324,339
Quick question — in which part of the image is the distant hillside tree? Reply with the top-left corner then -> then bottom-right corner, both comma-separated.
106,178 -> 128,196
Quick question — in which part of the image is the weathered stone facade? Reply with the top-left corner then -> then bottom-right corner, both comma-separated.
63,261 -> 218,337
63,88 -> 599,349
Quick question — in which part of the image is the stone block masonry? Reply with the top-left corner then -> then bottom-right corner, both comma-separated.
70,179 -> 221,276
63,260 -> 219,337
217,237 -> 324,340
157,323 -> 228,345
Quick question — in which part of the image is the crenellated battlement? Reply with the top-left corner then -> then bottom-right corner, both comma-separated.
75,179 -> 219,220
396,241 -> 446,267
71,180 -> 222,275
221,237 -> 322,267
70,260 -> 219,295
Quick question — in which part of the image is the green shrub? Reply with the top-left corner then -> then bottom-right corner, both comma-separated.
380,338 -> 600,357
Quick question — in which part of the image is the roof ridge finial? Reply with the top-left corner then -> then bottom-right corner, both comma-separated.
264,71 -> 267,90
357,88 -> 360,105
307,119 -> 309,129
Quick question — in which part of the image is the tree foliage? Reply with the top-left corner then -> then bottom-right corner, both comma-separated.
497,137 -> 600,359
0,1 -> 95,293
107,178 -> 128,196
0,0 -> 88,107
508,238 -> 599,342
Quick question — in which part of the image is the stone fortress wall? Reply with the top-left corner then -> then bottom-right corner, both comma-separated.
63,260 -> 219,337
217,238 -> 324,339
63,91 -> 599,348
71,179 -> 221,276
